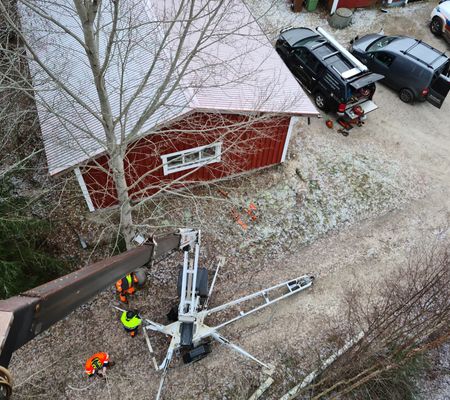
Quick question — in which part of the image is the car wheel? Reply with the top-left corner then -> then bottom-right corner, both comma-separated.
399,88 -> 415,104
430,17 -> 443,36
314,92 -> 328,111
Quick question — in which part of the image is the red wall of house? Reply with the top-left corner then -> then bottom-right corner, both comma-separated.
82,112 -> 291,209
327,0 -> 378,9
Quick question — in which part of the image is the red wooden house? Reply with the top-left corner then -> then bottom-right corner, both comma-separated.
81,112 -> 299,210
26,0 -> 318,211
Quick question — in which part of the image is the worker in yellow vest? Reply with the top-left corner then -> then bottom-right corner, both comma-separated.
120,310 -> 142,337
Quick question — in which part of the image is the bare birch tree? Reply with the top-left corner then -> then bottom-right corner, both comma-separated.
281,243 -> 450,400
0,0 -> 301,248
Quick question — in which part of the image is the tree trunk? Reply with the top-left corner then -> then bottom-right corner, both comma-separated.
109,151 -> 134,249
74,0 -> 135,249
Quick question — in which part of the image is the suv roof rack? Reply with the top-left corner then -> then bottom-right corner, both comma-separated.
315,27 -> 368,79
311,39 -> 327,50
430,51 -> 447,67
322,50 -> 340,60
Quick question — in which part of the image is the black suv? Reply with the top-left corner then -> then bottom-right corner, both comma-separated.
276,27 -> 383,121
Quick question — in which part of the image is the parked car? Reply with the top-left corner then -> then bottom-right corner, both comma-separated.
276,27 -> 383,122
350,34 -> 450,108
430,0 -> 450,44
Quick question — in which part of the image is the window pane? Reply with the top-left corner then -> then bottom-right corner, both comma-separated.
167,154 -> 183,166
184,151 -> 199,164
201,146 -> 216,159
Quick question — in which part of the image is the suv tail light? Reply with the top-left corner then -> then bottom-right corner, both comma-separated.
338,103 -> 347,112
421,88 -> 429,97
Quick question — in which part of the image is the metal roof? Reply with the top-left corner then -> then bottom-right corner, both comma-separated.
20,0 -> 317,175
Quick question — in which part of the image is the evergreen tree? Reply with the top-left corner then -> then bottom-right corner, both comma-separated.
0,174 -> 64,298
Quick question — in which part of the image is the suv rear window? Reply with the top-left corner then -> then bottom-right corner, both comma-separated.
367,37 -> 397,52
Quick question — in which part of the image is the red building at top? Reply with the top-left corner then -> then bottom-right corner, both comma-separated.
24,0 -> 318,211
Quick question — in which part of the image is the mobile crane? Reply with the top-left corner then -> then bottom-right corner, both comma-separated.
0,229 -> 314,399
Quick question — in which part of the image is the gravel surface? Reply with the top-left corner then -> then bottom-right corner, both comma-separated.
8,1 -> 450,399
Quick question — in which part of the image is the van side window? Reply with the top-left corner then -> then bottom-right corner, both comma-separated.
374,52 -> 395,67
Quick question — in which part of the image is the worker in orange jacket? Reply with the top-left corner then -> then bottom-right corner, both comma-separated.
85,352 -> 112,377
115,273 -> 139,303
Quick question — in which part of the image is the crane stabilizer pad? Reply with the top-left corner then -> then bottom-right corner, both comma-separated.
183,344 -> 211,364
180,322 -> 194,346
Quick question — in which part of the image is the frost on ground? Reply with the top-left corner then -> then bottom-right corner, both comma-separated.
417,343 -> 450,400
145,118 -> 422,262
244,120 -> 421,251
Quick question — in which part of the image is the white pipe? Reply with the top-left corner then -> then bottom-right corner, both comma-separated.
316,27 -> 368,72
330,0 -> 340,14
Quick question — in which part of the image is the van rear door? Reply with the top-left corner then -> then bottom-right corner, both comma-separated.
427,64 -> 450,108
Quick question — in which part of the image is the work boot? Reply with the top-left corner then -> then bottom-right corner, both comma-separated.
119,294 -> 127,303
130,330 -> 136,338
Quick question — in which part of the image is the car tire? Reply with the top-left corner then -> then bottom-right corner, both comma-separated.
314,92 -> 329,111
430,17 -> 443,36
399,88 -> 415,104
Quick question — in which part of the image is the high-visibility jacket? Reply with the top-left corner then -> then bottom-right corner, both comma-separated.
85,352 -> 109,376
115,273 -> 138,292
121,311 -> 142,330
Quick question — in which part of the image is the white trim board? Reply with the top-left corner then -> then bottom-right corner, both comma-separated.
281,117 -> 298,163
74,167 -> 95,212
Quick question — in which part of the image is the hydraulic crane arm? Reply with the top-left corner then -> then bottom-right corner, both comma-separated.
0,231 -> 190,369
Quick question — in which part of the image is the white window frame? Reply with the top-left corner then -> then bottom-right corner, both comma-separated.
161,142 -> 222,176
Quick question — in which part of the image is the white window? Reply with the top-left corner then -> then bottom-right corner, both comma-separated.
161,142 -> 222,175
